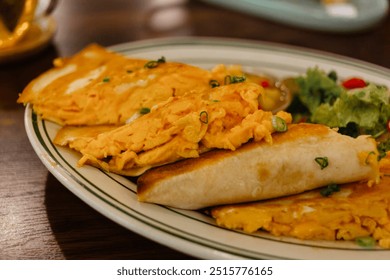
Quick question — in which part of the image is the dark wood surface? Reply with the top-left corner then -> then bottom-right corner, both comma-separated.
1,0 -> 389,260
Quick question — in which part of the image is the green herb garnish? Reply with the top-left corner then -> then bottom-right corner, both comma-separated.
224,75 -> 246,85
139,107 -> 151,114
320,183 -> 340,197
355,236 -> 376,248
271,116 -> 288,132
378,138 -> 390,160
102,77 -> 110,83
144,56 -> 166,69
200,111 -> 208,124
365,151 -> 377,165
315,157 -> 329,170
209,79 -> 220,88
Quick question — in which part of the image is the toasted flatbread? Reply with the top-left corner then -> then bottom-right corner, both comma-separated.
137,123 -> 380,210
17,44 -> 212,125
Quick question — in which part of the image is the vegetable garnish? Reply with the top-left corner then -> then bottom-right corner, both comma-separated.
378,139 -> 390,160
209,79 -> 220,88
320,183 -> 340,197
288,67 -> 390,156
260,80 -> 270,88
144,56 -> 166,69
355,236 -> 376,248
315,157 -> 329,170
342,77 -> 366,89
365,151 -> 377,165
102,77 -> 110,83
224,75 -> 246,85
199,111 -> 208,124
139,107 -> 151,114
271,116 -> 288,132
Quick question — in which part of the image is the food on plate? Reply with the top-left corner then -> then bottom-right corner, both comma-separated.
52,63 -> 292,147
137,123 -> 380,210
17,42 -> 389,249
206,68 -> 390,248
52,64 -> 292,152
210,64 -> 292,113
17,44 -> 213,125
211,158 -> 390,249
53,124 -> 120,147
56,82 -> 292,176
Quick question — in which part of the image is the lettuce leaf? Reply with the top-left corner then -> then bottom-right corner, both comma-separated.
295,67 -> 343,114
312,83 -> 390,136
290,68 -> 390,140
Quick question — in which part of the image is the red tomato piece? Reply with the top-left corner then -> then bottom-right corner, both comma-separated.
342,78 -> 366,89
260,80 -> 270,88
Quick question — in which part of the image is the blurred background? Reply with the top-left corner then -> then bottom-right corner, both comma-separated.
51,0 -> 389,63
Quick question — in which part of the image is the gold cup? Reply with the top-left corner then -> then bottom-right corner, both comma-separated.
0,0 -> 57,49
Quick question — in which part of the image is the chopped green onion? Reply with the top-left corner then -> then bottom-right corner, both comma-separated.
231,76 -> 246,83
157,56 -> 166,63
271,116 -> 288,132
365,151 -> 376,165
144,56 -> 166,69
209,79 -> 220,88
199,111 -> 208,124
355,236 -> 376,248
224,75 -> 246,85
320,183 -> 340,197
102,77 -> 110,82
315,157 -> 329,170
139,107 -> 151,114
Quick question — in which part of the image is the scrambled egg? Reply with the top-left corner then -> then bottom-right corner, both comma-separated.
18,44 -> 289,126
72,82 -> 291,176
212,158 -> 390,248
17,44 -> 213,125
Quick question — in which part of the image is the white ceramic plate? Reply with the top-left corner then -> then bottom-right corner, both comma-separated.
202,0 -> 389,32
25,37 -> 390,259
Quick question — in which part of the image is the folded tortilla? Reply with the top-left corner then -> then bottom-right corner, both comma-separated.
137,123 -> 380,210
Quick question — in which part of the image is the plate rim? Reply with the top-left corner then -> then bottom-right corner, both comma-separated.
24,37 -> 390,260
110,36 -> 390,74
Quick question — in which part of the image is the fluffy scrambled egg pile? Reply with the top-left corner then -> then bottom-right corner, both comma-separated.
212,158 -> 390,248
71,82 -> 291,176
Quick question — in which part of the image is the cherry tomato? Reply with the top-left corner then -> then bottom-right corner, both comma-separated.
260,80 -> 270,88
342,78 -> 366,89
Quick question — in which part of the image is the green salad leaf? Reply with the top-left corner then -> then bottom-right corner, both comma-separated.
311,83 -> 390,136
288,67 -> 390,152
295,67 -> 343,114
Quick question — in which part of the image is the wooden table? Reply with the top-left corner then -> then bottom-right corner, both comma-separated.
1,0 -> 389,259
